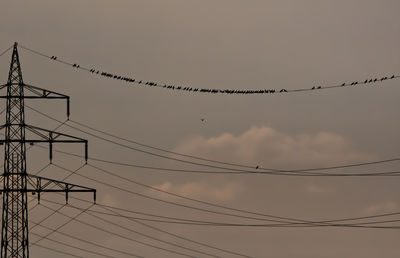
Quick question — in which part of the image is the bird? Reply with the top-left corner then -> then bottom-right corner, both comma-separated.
200,118 -> 205,122
317,86 -> 321,89
311,86 -> 315,90
341,83 -> 346,86
391,75 -> 395,79
256,165 -> 259,169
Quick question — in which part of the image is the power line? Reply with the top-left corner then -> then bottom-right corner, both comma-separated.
27,104 -> 400,177
67,119 -> 400,173
19,44 -> 398,95
33,243 -> 85,258
53,163 -> 305,223
38,202 -> 204,258
53,163 -> 400,228
69,205 -> 225,258
43,196 -> 400,230
89,203 -> 252,258
0,45 -> 12,58
31,232 -> 117,258
31,203 -> 93,246
29,203 -> 66,231
31,219 -> 145,258
85,163 -> 400,226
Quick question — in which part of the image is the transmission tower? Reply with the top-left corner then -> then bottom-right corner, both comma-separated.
0,42 -> 96,258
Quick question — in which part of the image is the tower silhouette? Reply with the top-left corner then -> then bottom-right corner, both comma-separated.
0,42 -> 96,258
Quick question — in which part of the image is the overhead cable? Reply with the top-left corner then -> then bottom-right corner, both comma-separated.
19,44 -> 398,95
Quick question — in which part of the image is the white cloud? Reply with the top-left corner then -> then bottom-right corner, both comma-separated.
152,181 -> 244,201
174,126 -> 374,169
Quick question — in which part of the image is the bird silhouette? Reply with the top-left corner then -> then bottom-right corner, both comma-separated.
256,166 -> 259,169
200,118 -> 205,122
341,83 -> 346,86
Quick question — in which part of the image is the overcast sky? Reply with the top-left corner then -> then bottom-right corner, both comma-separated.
1,1 -> 400,257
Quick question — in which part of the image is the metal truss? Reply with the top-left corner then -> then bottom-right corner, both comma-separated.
0,42 -> 96,258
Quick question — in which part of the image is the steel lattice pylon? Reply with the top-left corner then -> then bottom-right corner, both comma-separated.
0,43 -> 96,258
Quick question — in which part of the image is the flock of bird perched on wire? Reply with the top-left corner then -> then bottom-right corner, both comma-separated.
48,53 -> 398,95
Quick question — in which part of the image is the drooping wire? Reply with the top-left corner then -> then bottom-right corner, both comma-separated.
31,231 -> 118,258
67,119 -> 400,173
44,195 -> 400,230
83,163 -> 400,227
31,203 -> 93,246
53,163 -> 400,228
96,205 -> 252,258
66,204 -> 225,258
33,243 -> 85,258
38,202 -> 205,258
29,202 -> 66,231
31,219 -> 145,258
19,44 -> 399,95
26,104 -> 400,176
53,163 -> 309,224
0,45 -> 12,58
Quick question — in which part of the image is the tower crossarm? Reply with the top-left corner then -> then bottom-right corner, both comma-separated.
0,124 -> 88,162
0,174 -> 96,204
0,84 -> 70,118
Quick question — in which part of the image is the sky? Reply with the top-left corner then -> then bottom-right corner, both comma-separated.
1,0 -> 400,257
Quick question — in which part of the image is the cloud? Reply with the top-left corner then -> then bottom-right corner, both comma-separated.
174,125 -> 374,169
152,181 -> 243,201
365,201 -> 398,214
